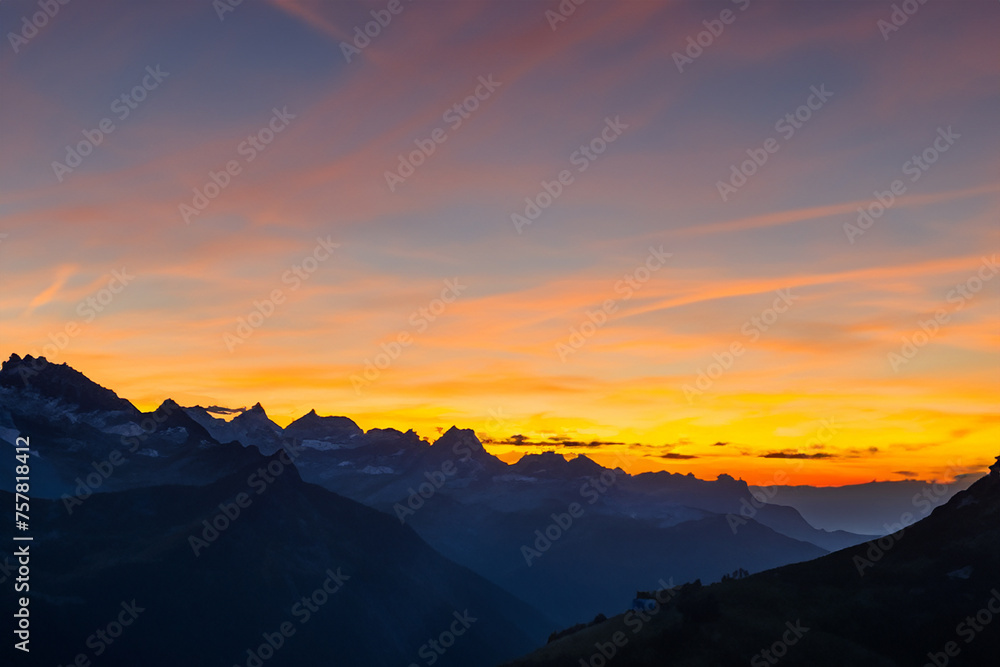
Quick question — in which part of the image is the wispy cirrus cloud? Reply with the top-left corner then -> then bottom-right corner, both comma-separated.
1,0 -> 997,486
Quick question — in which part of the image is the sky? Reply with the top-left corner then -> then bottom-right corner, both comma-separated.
1,0 -> 998,485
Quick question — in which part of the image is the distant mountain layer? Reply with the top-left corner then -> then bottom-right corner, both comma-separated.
0,353 -> 933,634
0,452 -> 550,666
503,458 -> 1000,666
167,398 -> 878,623
1,354 -> 551,665
751,478 -> 982,535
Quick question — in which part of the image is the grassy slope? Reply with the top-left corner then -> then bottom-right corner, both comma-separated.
504,462 -> 1000,667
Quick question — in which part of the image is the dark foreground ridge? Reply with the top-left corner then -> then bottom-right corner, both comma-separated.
1,354 -> 993,665
503,457 -> 1000,666
0,449 -> 551,666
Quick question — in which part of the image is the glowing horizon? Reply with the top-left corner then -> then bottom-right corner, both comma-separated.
2,0 -> 997,487
8,353 -> 987,488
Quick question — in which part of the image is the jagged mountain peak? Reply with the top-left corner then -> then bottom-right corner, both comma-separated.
515,450 -> 565,465
233,402 -> 278,428
285,409 -> 363,442
288,409 -> 360,427
158,398 -> 182,411
432,426 -> 489,455
565,453 -> 606,475
506,451 -> 619,481
715,471 -> 750,491
0,353 -> 138,415
363,427 -> 424,447
511,450 -> 601,479
434,425 -> 477,442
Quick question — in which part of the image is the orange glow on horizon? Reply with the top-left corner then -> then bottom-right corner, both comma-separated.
2,0 -> 997,491
111,370 -> 996,487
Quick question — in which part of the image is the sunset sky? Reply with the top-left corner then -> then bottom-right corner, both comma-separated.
2,0 -> 997,485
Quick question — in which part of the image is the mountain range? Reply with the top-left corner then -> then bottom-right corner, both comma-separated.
504,455 -> 1000,666
1,353 -> 992,665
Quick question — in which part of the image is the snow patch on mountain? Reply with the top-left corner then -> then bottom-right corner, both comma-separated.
102,422 -> 147,436
301,439 -> 343,451
493,473 -> 539,483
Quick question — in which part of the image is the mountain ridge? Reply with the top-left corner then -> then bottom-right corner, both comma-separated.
0,353 -> 972,627
503,458 -> 1000,666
